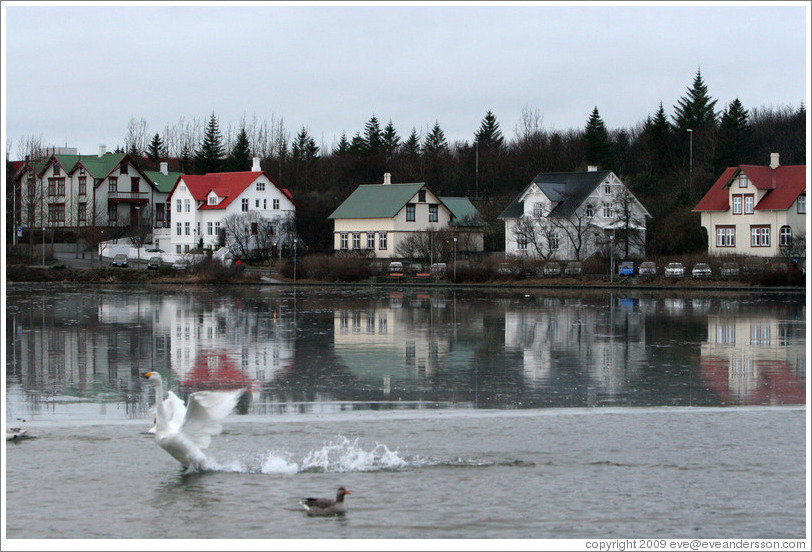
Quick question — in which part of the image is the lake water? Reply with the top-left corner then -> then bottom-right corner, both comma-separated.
3,284 -> 808,541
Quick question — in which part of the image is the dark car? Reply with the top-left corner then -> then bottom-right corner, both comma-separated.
111,254 -> 128,268
147,256 -> 162,269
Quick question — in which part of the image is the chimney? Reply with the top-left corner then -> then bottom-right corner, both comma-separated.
770,153 -> 780,169
383,172 -> 391,185
98,145 -> 106,158
587,165 -> 598,172
252,157 -> 261,172
160,162 -> 168,175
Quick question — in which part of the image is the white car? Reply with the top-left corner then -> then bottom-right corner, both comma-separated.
664,262 -> 685,279
691,263 -> 712,279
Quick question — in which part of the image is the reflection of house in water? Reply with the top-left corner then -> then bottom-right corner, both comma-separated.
504,296 -> 647,396
332,292 -> 481,389
701,310 -> 805,405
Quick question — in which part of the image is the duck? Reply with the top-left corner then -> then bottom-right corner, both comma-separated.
6,427 -> 31,441
142,371 -> 243,471
301,487 -> 351,516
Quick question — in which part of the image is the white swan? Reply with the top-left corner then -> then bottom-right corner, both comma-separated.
143,371 -> 243,471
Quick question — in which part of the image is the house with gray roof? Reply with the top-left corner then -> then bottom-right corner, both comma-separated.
499,166 -> 650,261
328,173 -> 485,259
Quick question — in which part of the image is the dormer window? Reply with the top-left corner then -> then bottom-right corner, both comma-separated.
79,167 -> 85,176
419,190 -> 427,202
604,184 -> 612,195
533,203 -> 544,217
738,173 -> 747,188
208,196 -> 218,205
53,164 -> 61,176
120,164 -> 128,175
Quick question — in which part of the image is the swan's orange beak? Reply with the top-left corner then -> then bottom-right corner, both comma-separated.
142,372 -> 153,379
345,490 -> 351,495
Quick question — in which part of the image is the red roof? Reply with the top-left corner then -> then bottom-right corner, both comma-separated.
169,170 -> 297,210
693,163 -> 806,212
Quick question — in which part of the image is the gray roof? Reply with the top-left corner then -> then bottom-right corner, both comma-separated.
498,170 -> 613,220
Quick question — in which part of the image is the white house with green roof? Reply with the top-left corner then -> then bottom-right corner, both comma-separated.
17,146 -> 179,243
328,173 -> 485,259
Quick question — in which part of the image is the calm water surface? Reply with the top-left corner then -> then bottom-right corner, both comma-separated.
4,284 -> 807,540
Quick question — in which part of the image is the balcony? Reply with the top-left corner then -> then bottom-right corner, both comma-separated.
108,191 -> 149,204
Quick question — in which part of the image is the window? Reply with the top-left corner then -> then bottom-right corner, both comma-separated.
48,203 -> 65,223
716,226 -> 735,247
109,177 -> 118,193
744,195 -> 754,214
429,205 -> 438,222
779,226 -> 792,247
353,233 -> 361,249
208,196 -> 217,205
367,233 -> 375,249
177,245 -> 182,254
79,167 -> 85,176
798,194 -> 806,214
418,190 -> 426,202
273,199 -> 279,210
78,202 -> 86,222
586,205 -> 594,217
604,184 -> 612,195
48,178 -> 65,196
251,222 -> 258,235
263,199 -> 267,210
184,222 -> 190,236
256,199 -> 260,208
406,204 -> 415,221
257,182 -> 265,191
120,164 -> 128,175
109,205 -> 118,223
176,223 -> 182,236
184,199 -> 190,212
207,222 -> 213,235
602,202 -> 613,218
176,199 -> 182,212
533,202 -> 544,217
53,164 -> 61,176
156,204 -> 166,223
131,177 -> 140,193
78,177 -> 87,195
242,198 -> 249,212
517,236 -> 528,250
751,226 -> 770,247
379,232 -> 388,250
738,173 -> 748,188
732,195 -> 742,215
340,233 -> 348,250
550,232 -> 559,251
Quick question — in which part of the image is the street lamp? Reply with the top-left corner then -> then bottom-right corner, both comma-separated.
134,206 -> 141,265
687,128 -> 693,175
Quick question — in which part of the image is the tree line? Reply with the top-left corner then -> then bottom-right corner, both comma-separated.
10,69 -> 806,257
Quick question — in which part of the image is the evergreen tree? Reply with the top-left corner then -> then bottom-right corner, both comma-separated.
423,122 -> 449,155
224,127 -> 252,172
335,132 -> 351,155
672,68 -> 718,132
363,115 -> 383,154
714,98 -> 755,170
193,113 -> 225,174
641,101 -> 675,177
349,132 -> 366,156
402,128 -> 421,157
146,133 -> 168,170
292,126 -> 319,164
382,120 -> 400,155
474,110 -> 504,151
583,107 -> 613,168
180,144 -> 193,174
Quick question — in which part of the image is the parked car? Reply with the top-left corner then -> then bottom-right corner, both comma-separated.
146,248 -> 165,253
618,261 -> 635,276
543,262 -> 561,276
720,262 -> 740,279
388,261 -> 404,277
564,261 -> 582,276
638,261 -> 657,277
497,263 -> 516,276
691,262 -> 712,279
147,256 -> 162,269
111,254 -> 128,268
172,259 -> 190,271
430,263 -> 447,277
664,262 -> 685,279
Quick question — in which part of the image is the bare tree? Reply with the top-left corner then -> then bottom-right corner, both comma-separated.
510,215 -> 560,261
609,188 -> 648,259
124,117 -> 150,158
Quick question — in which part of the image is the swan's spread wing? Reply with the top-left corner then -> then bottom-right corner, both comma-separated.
164,390 -> 187,427
179,389 -> 242,449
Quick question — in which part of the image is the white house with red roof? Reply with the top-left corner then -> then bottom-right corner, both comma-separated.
166,157 -> 296,256
693,153 -> 806,257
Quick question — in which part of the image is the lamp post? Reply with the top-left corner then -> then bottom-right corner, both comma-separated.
609,230 -> 615,283
42,226 -> 45,265
687,128 -> 693,175
453,237 -> 457,282
134,205 -> 141,265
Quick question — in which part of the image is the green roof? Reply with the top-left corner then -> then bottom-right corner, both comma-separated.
144,170 -> 181,193
52,154 -> 82,174
328,183 -> 425,219
440,197 -> 486,227
76,153 -> 126,179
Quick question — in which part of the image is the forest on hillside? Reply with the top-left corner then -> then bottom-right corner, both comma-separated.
11,70 -> 807,256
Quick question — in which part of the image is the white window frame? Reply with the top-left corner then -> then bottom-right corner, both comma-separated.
750,226 -> 770,247
798,194 -> 806,214
716,226 -> 735,247
242,198 -> 249,212
352,233 -> 361,249
744,195 -> 754,214
379,232 -> 388,250
738,173 -> 748,188
256,182 -> 265,191
732,195 -> 742,215
367,233 -> 375,249
340,233 -> 348,250
779,226 -> 792,247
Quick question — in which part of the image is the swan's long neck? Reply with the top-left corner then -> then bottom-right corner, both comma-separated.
153,379 -> 168,431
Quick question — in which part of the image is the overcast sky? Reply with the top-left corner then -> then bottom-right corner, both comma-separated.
2,1 -> 809,158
